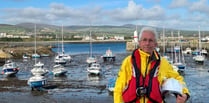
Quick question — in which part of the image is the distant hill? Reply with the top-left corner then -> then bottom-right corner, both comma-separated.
0,22 -> 208,37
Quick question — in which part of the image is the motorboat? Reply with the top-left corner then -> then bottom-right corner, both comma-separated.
59,53 -> 72,62
54,55 -> 67,64
183,47 -> 192,54
52,64 -> 68,76
31,61 -> 49,76
101,48 -> 116,62
87,63 -> 101,75
27,75 -> 47,90
201,49 -> 208,56
1,60 -> 19,76
193,55 -> 205,64
86,56 -> 97,64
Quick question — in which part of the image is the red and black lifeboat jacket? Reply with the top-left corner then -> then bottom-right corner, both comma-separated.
122,49 -> 162,103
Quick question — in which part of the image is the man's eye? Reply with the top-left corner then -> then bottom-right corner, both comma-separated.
142,39 -> 147,41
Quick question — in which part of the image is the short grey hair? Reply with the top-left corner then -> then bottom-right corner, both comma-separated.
139,27 -> 158,41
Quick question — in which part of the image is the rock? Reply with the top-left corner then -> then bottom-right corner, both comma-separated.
0,45 -> 55,59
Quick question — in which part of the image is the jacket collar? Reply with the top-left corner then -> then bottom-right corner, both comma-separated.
138,49 -> 159,61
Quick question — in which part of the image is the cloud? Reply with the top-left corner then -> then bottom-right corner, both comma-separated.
0,2 -> 104,25
169,0 -> 190,8
106,0 -> 165,22
189,0 -> 209,14
147,0 -> 161,3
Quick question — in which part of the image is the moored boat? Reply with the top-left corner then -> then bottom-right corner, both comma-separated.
87,63 -> 101,75
101,48 -> 116,62
31,61 -> 49,76
27,75 -> 47,90
52,64 -> 68,76
1,60 -> 19,76
86,56 -> 97,64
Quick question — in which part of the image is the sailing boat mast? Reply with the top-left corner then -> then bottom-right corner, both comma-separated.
34,24 -> 37,64
61,24 -> 64,54
198,25 -> 202,54
89,22 -> 92,57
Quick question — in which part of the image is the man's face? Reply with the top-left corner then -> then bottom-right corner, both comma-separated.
139,31 -> 157,55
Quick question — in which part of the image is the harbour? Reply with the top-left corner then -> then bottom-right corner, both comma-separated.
0,43 -> 208,102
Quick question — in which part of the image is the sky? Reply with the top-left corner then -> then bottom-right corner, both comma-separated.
0,0 -> 209,30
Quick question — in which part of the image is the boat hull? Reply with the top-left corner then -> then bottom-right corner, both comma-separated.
102,56 -> 116,62
28,80 -> 46,88
53,71 -> 67,76
2,68 -> 19,76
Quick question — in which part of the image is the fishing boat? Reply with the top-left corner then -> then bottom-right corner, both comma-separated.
87,63 -> 101,75
101,48 -> 116,62
1,60 -> 19,76
52,64 -> 68,76
27,75 -> 47,90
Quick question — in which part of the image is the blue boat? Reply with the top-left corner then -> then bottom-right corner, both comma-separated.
2,60 -> 19,76
27,75 -> 47,90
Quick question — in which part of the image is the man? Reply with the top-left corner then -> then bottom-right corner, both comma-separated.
114,27 -> 190,103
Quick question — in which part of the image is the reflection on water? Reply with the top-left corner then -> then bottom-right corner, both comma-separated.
87,74 -> 101,82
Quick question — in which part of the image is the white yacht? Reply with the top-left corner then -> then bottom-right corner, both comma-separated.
87,63 -> 101,75
31,61 -> 49,76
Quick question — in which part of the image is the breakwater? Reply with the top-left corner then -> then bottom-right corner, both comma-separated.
126,41 -> 209,52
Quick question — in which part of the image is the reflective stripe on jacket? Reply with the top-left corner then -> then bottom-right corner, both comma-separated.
114,49 -> 190,103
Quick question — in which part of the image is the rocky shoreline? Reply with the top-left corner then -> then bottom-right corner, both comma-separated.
0,45 -> 55,59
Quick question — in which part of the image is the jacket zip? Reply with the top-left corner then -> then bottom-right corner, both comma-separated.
143,56 -> 150,103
